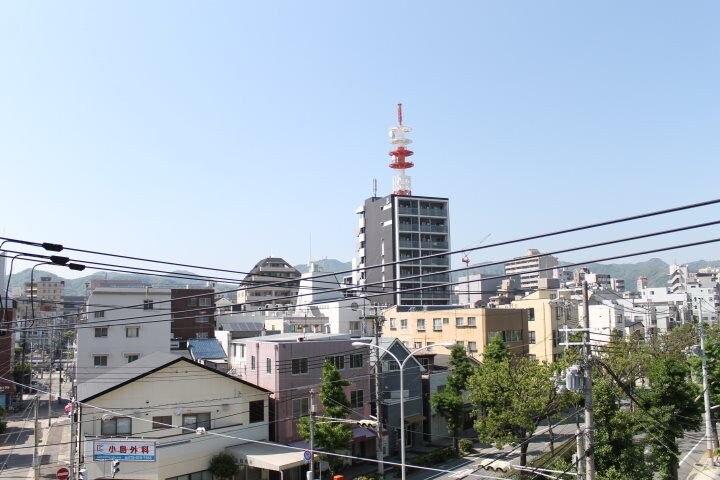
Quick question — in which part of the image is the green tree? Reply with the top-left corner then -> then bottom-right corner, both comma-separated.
468,356 -> 560,473
431,345 -> 475,450
592,374 -> 651,480
641,356 -> 702,480
298,360 -> 352,475
208,451 -> 240,480
483,334 -> 510,363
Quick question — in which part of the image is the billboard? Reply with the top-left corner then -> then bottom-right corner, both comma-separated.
93,439 -> 157,462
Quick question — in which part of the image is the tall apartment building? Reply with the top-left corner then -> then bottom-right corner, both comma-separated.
354,195 -> 451,306
352,105 -> 451,306
170,287 -> 216,340
236,257 -> 301,311
504,249 -> 559,291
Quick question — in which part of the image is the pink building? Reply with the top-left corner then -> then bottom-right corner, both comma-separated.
229,333 -> 377,460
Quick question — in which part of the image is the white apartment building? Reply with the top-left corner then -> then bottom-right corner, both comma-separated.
76,287 -> 172,383
504,249 -> 559,291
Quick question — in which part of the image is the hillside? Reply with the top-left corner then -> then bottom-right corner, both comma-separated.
8,257 -> 720,299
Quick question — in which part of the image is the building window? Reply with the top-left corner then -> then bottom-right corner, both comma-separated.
143,300 -> 154,310
350,353 -> 363,369
101,417 -> 132,436
467,317 -> 477,327
351,390 -> 364,408
414,342 -> 422,349
251,356 -> 256,370
126,354 -> 139,363
249,400 -> 264,423
455,317 -> 464,327
467,342 -> 478,352
456,341 -> 465,347
443,318 -> 449,325
529,331 -> 536,344
126,326 -> 140,338
94,310 -> 105,319
326,355 -> 345,370
433,318 -> 442,331
529,354 -> 537,361
94,327 -> 108,338
183,413 -> 211,431
400,319 -> 408,330
195,332 -> 209,339
187,298 -> 198,307
384,359 -> 400,371
293,397 -> 309,417
196,316 -> 210,324
93,355 -> 108,367
389,318 -> 397,329
292,358 -> 309,375
416,318 -> 425,331
266,358 -> 272,373
152,415 -> 172,430
528,308 -> 535,321
199,297 -> 212,307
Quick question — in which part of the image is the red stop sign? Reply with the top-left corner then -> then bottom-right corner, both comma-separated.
56,467 -> 69,480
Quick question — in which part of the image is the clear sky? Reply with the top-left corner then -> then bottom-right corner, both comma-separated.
1,1 -> 719,279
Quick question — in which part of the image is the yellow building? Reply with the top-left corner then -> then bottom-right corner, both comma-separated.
510,290 -> 580,363
382,306 -> 529,359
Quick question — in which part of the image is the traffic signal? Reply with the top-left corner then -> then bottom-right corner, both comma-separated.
112,460 -> 120,477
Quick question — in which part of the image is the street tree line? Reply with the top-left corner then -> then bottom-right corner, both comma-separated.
290,324 -> 713,480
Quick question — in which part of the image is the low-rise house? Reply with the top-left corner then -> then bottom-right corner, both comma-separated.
355,337 -> 427,456
78,353 -> 308,480
188,338 -> 228,371
228,333 -> 376,460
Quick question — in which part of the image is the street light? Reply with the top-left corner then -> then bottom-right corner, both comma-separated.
352,341 -> 453,480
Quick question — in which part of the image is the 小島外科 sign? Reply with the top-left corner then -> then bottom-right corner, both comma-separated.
93,439 -> 156,461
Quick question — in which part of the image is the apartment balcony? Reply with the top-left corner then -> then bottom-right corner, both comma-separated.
419,224 -> 448,233
398,207 -> 419,215
421,241 -> 448,250
399,240 -> 421,249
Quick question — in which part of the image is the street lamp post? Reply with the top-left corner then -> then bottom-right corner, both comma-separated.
352,341 -> 453,480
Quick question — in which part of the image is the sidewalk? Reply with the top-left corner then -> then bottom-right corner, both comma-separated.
0,396 -> 70,479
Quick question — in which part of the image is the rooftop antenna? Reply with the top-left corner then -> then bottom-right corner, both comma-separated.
372,178 -> 377,199
388,103 -> 414,195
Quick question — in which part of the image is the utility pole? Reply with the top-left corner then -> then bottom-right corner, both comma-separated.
33,395 -> 40,480
582,281 -> 595,480
69,398 -> 76,480
698,300 -> 716,461
308,389 -> 316,480
575,411 -> 584,480
373,307 -> 385,479
48,317 -> 54,427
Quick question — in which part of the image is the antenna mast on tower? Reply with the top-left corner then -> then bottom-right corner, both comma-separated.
388,103 -> 414,195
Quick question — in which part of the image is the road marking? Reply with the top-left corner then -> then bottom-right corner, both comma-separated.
682,434 -> 706,480
450,468 -> 475,478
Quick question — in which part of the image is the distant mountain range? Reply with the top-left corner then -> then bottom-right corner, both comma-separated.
7,257 -> 720,299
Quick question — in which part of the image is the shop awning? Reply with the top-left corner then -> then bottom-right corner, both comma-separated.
226,442 -> 306,472
404,414 -> 425,424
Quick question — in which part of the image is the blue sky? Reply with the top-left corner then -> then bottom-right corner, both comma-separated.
1,1 -> 719,278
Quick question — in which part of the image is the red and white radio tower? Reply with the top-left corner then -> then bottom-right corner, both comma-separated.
388,103 -> 414,195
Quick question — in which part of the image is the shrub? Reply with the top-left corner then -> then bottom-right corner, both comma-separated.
208,452 -> 240,480
458,438 -> 474,455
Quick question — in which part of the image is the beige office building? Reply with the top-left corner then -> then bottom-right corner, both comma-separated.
382,306 -> 529,359
509,290 -> 580,363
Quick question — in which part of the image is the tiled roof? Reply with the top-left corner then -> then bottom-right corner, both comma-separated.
188,339 -> 227,360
